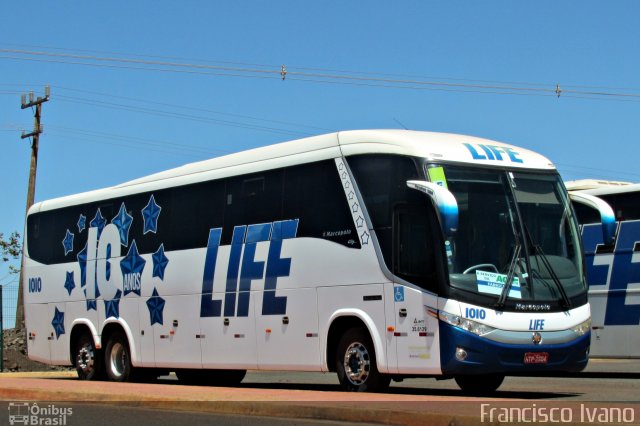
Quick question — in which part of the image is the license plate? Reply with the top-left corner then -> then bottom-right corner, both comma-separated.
524,352 -> 549,364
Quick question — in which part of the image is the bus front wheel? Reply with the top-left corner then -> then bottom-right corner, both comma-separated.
335,327 -> 390,392
454,374 -> 504,394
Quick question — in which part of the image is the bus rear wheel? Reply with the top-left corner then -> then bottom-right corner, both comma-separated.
335,327 -> 390,392
105,331 -> 133,382
454,374 -> 504,394
74,334 -> 104,381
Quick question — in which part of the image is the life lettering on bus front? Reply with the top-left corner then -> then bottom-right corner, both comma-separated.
463,143 -> 524,164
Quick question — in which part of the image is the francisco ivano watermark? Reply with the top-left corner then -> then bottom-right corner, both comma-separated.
481,403 -> 636,424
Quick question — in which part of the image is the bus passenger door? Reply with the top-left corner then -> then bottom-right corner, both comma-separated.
392,285 -> 440,374
391,206 -> 441,374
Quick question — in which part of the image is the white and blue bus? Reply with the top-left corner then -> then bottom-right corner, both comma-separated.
568,180 -> 640,359
23,130 -> 611,393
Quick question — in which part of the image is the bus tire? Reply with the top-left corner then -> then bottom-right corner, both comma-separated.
335,327 -> 390,392
455,374 -> 504,394
74,333 -> 104,381
104,331 -> 133,382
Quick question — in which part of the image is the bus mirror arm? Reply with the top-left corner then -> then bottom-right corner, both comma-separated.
569,192 -> 616,245
407,180 -> 458,237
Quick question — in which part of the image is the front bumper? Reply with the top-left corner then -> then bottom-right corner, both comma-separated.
439,321 -> 590,375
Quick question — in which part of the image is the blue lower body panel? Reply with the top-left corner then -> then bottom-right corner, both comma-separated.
439,322 -> 590,376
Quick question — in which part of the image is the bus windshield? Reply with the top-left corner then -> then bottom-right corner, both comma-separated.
432,165 -> 586,309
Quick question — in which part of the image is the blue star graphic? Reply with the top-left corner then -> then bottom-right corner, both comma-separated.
141,195 -> 162,234
51,307 -> 65,339
64,271 -> 75,296
90,209 -> 107,238
77,243 -> 87,287
112,202 -> 133,246
120,241 -> 145,296
84,289 -> 97,311
152,244 -> 169,281
146,287 -> 165,326
77,214 -> 86,233
62,229 -> 74,256
104,289 -> 122,319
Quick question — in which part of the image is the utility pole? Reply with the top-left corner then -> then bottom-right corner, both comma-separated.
15,86 -> 50,328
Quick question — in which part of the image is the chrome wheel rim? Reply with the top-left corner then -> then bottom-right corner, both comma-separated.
109,342 -> 126,379
77,343 -> 94,373
343,341 -> 370,386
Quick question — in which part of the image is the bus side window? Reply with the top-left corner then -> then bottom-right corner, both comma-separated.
393,205 -> 439,293
347,154 -> 422,273
224,170 -> 283,243
283,160 -> 358,248
170,180 -> 225,251
604,193 -> 640,221
347,153 -> 444,293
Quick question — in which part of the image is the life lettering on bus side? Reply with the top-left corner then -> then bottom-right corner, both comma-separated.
463,142 -> 524,164
200,219 -> 299,318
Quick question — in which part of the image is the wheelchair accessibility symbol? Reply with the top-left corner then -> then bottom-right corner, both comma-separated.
394,286 -> 404,302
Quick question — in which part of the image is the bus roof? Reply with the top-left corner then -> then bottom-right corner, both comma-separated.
30,130 -> 556,214
566,179 -> 640,195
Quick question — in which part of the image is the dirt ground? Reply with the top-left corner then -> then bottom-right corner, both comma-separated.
2,327 -> 73,372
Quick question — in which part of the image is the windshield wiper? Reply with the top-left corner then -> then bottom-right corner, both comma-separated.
523,224 -> 572,310
495,243 -> 521,310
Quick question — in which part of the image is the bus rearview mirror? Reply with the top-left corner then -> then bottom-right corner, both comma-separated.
569,192 -> 616,245
407,180 -> 458,237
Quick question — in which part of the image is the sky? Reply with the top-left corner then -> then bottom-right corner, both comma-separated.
1,1 -> 639,325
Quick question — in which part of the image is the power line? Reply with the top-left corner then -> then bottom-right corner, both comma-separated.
3,48 -> 640,101
5,43 -> 640,92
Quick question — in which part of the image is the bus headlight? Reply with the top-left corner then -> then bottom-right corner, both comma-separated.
571,318 -> 591,336
439,311 -> 496,337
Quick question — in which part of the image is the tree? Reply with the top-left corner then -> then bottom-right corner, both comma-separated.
0,231 -> 22,274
